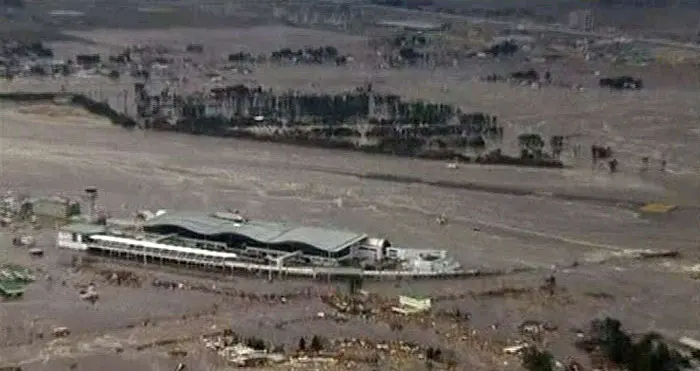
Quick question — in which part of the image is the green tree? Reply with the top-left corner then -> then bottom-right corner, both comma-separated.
517,133 -> 545,158
522,347 -> 554,371
245,337 -> 266,350
324,46 -> 339,59
310,335 -> 324,352
589,317 -> 632,365
549,135 -> 564,159
582,318 -> 690,371
628,333 -> 690,371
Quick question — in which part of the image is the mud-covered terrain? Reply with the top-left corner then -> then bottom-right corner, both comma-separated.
0,103 -> 698,370
1,0 -> 699,369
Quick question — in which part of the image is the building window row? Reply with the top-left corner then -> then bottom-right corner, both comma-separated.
90,239 -> 233,262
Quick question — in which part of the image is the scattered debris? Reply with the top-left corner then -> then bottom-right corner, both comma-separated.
79,284 -> 99,303
476,286 -> 533,298
28,248 -> 44,257
584,291 -> 615,300
99,269 -> 142,287
168,349 -> 188,358
538,273 -> 557,295
678,337 -> 700,354
52,326 -> 71,338
391,295 -> 432,315
599,76 -> 643,90
204,334 -> 285,367
518,320 -> 557,337
12,235 -> 35,247
638,250 -> 680,259
503,343 -> 529,355
639,202 -> 677,214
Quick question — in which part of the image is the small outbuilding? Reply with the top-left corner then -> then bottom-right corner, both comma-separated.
56,223 -> 106,250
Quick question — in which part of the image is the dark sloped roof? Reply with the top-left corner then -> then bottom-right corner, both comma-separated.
143,211 -> 367,253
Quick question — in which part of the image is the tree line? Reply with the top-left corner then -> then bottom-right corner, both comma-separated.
172,84 -> 483,129
522,317 -> 694,371
137,84 -> 570,163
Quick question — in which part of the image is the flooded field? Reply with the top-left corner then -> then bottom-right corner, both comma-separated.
0,101 -> 698,370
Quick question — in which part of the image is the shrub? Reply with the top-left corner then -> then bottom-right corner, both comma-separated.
244,337 -> 266,351
522,347 -> 554,371
310,335 -> 325,352
582,317 -> 690,371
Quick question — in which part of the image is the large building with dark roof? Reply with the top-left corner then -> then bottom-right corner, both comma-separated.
141,211 -> 370,262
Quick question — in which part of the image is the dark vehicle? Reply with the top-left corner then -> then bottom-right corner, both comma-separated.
599,76 -> 643,90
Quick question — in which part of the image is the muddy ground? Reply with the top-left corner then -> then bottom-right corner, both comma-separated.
0,3 -> 699,369
0,100 -> 698,370
3,24 -> 700,182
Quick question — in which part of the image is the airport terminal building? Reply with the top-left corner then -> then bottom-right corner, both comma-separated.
141,211 -> 372,263
58,211 -> 391,266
